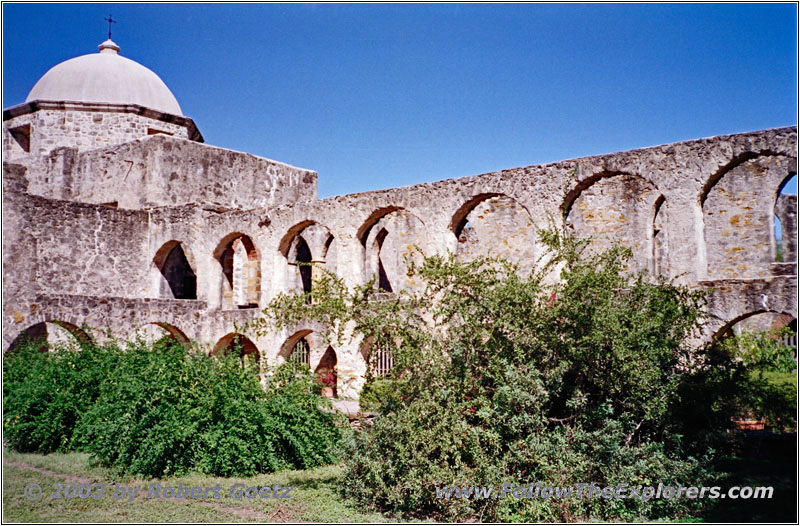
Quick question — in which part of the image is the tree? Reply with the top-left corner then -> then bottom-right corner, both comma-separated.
254,229 -> 753,521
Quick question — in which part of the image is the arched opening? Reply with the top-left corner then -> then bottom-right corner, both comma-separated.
774,173 -> 797,264
137,322 -> 189,346
652,196 -> 666,276
357,206 -> 402,246
215,234 -> 261,310
288,337 -> 310,366
361,208 -> 426,292
314,346 -> 338,397
376,228 -> 393,293
154,241 -> 197,299
359,336 -> 395,378
8,320 -> 92,353
702,155 -> 793,279
283,222 -> 337,298
450,194 -> 539,274
296,237 -> 313,297
212,333 -> 260,368
566,173 -> 661,274
774,214 -> 784,262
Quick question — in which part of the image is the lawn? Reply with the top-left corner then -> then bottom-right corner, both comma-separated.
2,450 -> 401,523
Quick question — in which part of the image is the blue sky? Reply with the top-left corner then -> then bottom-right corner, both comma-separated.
3,3 -> 797,197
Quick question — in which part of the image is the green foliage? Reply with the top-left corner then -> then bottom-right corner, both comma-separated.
357,379 -> 400,412
258,229 -> 768,521
3,337 -> 116,453
721,327 -> 796,373
4,338 -> 344,478
712,328 -> 797,431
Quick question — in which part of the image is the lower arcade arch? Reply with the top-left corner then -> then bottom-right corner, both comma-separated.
7,320 -> 92,353
212,333 -> 260,368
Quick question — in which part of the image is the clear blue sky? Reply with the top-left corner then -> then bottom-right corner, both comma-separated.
3,3 -> 797,197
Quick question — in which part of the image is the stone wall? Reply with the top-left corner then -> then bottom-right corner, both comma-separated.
3,108 -> 190,161
3,126 -> 797,399
24,134 -> 318,210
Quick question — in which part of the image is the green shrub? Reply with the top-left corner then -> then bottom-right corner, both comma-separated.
4,337 -> 344,477
3,337 -> 118,453
357,379 -> 401,412
258,229 -> 759,521
714,328 -> 797,431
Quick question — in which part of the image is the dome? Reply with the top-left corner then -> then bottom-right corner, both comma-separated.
26,39 -> 182,116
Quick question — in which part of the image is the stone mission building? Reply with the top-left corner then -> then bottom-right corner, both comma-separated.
3,39 -> 797,398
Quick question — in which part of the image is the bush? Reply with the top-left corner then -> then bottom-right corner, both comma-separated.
259,229 -> 762,521
3,336 -> 117,453
357,379 -> 400,412
4,337 -> 344,477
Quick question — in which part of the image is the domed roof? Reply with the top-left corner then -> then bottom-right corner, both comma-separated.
26,39 -> 182,116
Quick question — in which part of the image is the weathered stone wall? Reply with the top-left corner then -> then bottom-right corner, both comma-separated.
3,126 -> 797,399
23,134 -> 317,210
3,108 -> 189,161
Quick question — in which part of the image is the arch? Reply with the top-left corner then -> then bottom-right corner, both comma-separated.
565,172 -> 662,274
699,151 -> 785,207
279,329 -> 313,359
362,208 -> 427,292
358,336 -> 394,378
212,333 -> 260,367
450,193 -> 540,273
153,240 -> 197,299
449,193 -> 503,237
281,222 -> 337,298
295,237 -> 313,296
562,171 -> 649,219
357,206 -> 402,246
314,346 -> 338,397
214,233 -> 261,309
774,173 -> 797,263
278,220 -> 316,257
7,320 -> 92,353
287,337 -> 311,365
652,195 -> 667,276
774,213 -> 784,262
711,310 -> 796,344
152,322 -> 189,345
702,155 -> 795,280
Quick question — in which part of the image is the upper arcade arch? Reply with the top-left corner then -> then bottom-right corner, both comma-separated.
214,233 -> 261,310
564,171 -> 663,275
153,240 -> 197,300
701,155 -> 795,280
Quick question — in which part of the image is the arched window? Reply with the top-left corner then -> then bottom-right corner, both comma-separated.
215,234 -> 261,309
376,228 -> 393,293
154,241 -> 197,299
315,346 -> 338,397
289,337 -> 310,365
295,237 -> 313,298
370,348 -> 394,378
213,333 -> 260,368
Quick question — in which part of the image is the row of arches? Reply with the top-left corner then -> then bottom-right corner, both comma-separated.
150,157 -> 795,314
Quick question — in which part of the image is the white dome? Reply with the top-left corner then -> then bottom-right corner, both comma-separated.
26,40 -> 182,116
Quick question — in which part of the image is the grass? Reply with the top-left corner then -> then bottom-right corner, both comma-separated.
4,441 -> 796,523
2,450 -> 401,523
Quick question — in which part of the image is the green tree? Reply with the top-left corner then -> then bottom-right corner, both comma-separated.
256,230 -> 756,521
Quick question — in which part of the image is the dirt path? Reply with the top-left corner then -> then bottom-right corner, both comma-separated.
3,459 -> 294,522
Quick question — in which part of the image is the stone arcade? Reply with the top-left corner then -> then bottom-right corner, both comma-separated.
3,39 -> 797,398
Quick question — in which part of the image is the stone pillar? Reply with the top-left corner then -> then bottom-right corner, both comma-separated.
777,194 -> 797,263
